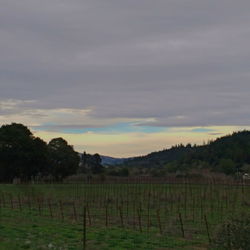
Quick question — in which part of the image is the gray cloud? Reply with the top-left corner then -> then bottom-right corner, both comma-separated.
1,0 -> 250,127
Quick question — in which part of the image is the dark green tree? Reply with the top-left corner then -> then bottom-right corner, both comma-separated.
217,158 -> 235,175
0,123 -> 48,182
48,138 -> 80,181
91,154 -> 104,174
81,152 -> 104,174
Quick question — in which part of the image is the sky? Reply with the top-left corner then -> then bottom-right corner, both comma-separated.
1,0 -> 250,157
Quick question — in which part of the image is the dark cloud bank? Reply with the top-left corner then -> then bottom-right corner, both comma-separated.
1,0 -> 250,128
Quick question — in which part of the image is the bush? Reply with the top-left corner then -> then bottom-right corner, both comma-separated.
211,212 -> 250,250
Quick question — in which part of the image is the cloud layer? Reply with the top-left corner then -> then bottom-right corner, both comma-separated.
1,0 -> 250,155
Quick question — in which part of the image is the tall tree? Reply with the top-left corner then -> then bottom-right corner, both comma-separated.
48,138 -> 80,181
0,123 -> 48,182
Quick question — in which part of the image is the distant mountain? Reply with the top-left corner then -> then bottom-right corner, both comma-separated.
100,155 -> 130,166
78,153 -> 129,166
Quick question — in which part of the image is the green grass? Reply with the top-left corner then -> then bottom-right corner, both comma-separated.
0,207 -> 206,249
0,183 -> 249,249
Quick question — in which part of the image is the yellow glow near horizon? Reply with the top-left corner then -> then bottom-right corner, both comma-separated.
33,126 -> 250,157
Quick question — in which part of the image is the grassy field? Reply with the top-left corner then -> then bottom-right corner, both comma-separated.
0,181 -> 249,249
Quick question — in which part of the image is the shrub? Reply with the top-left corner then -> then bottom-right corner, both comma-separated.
211,211 -> 250,250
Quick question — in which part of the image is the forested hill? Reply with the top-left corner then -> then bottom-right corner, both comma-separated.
123,131 -> 250,175
123,144 -> 194,167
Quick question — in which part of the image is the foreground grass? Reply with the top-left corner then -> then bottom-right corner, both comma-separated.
0,207 -> 207,250
1,182 -> 249,249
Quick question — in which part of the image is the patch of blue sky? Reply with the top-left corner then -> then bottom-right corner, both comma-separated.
33,122 -> 166,134
62,122 -> 165,134
136,126 -> 166,133
191,128 -> 215,133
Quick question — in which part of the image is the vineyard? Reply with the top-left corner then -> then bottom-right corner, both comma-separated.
1,178 -> 250,249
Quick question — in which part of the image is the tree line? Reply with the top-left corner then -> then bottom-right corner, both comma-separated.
0,123 -> 103,182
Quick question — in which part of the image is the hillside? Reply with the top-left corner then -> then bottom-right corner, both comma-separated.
123,144 -> 194,168
123,131 -> 250,175
100,155 -> 130,166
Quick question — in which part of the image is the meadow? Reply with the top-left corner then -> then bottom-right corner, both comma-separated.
0,178 -> 250,249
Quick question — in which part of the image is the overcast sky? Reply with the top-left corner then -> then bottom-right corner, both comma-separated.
1,0 -> 250,157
